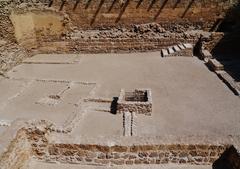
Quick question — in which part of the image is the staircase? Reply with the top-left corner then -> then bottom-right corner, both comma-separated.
161,43 -> 193,57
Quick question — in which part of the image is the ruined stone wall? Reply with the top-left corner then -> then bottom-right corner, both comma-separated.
0,129 -> 32,169
0,0 -> 15,42
2,0 -> 237,31
0,41 -> 28,72
38,27 -> 199,53
51,0 -> 237,30
0,125 -> 240,168
24,127 -> 230,166
23,125 -> 239,167
0,0 -> 238,53
38,143 -> 228,165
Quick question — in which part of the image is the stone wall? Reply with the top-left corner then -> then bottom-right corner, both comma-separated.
39,143 -> 228,166
38,33 -> 198,53
0,1 -> 16,45
1,0 -> 238,30
0,129 -> 32,169
24,127 -> 230,166
0,0 -> 238,53
49,0 -> 237,30
0,124 -> 240,168
117,89 -> 152,115
0,41 -> 29,72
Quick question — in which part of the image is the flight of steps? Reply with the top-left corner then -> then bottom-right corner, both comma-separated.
161,43 -> 193,57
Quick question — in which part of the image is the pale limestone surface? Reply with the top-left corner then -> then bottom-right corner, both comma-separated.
0,120 -> 26,156
0,126 -> 7,136
28,160 -> 212,169
0,80 -> 94,126
23,54 -> 82,64
1,53 -> 240,140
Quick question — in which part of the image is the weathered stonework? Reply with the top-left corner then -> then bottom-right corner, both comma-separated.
34,141 -> 231,166
0,0 -> 238,54
117,89 -> 152,115
0,41 -> 29,72
25,126 -> 231,166
0,129 -> 32,169
0,122 -> 239,168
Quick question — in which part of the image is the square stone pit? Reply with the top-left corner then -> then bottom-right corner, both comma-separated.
117,89 -> 152,116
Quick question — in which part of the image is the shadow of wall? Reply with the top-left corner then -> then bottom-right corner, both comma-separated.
213,146 -> 240,169
212,2 -> 240,60
211,2 -> 240,82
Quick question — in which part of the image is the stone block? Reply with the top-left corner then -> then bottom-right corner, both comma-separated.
117,89 -> 152,116
208,59 -> 224,71
178,44 -> 185,50
202,50 -> 212,59
125,160 -> 134,165
216,71 -> 240,95
183,43 -> 193,49
161,49 -> 168,57
173,45 -> 181,52
123,112 -> 132,136
168,47 -> 175,54
111,159 -> 125,165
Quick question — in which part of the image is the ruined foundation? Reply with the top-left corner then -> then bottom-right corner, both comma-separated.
0,0 -> 240,169
117,89 -> 152,115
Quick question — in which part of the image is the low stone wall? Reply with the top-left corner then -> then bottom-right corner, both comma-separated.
0,129 -> 32,169
0,124 -> 240,168
117,89 -> 152,116
199,32 -> 224,53
37,0 -> 237,30
20,125 -> 240,167
117,102 -> 152,116
37,37 -> 197,53
38,143 -> 228,166
0,41 -> 29,72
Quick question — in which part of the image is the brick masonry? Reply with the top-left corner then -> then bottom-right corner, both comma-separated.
1,124 -> 240,168
37,141 -> 229,166
37,36 -> 198,53
24,128 -> 232,166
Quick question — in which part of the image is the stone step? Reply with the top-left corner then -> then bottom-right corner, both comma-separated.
183,43 -> 193,49
216,71 -> 240,96
201,50 -> 212,59
178,44 -> 185,50
168,47 -> 175,55
161,43 -> 193,58
208,59 -> 224,71
161,49 -> 168,57
173,45 -> 181,52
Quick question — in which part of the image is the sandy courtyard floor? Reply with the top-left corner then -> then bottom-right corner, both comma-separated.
29,160 -> 211,169
0,52 -> 239,142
